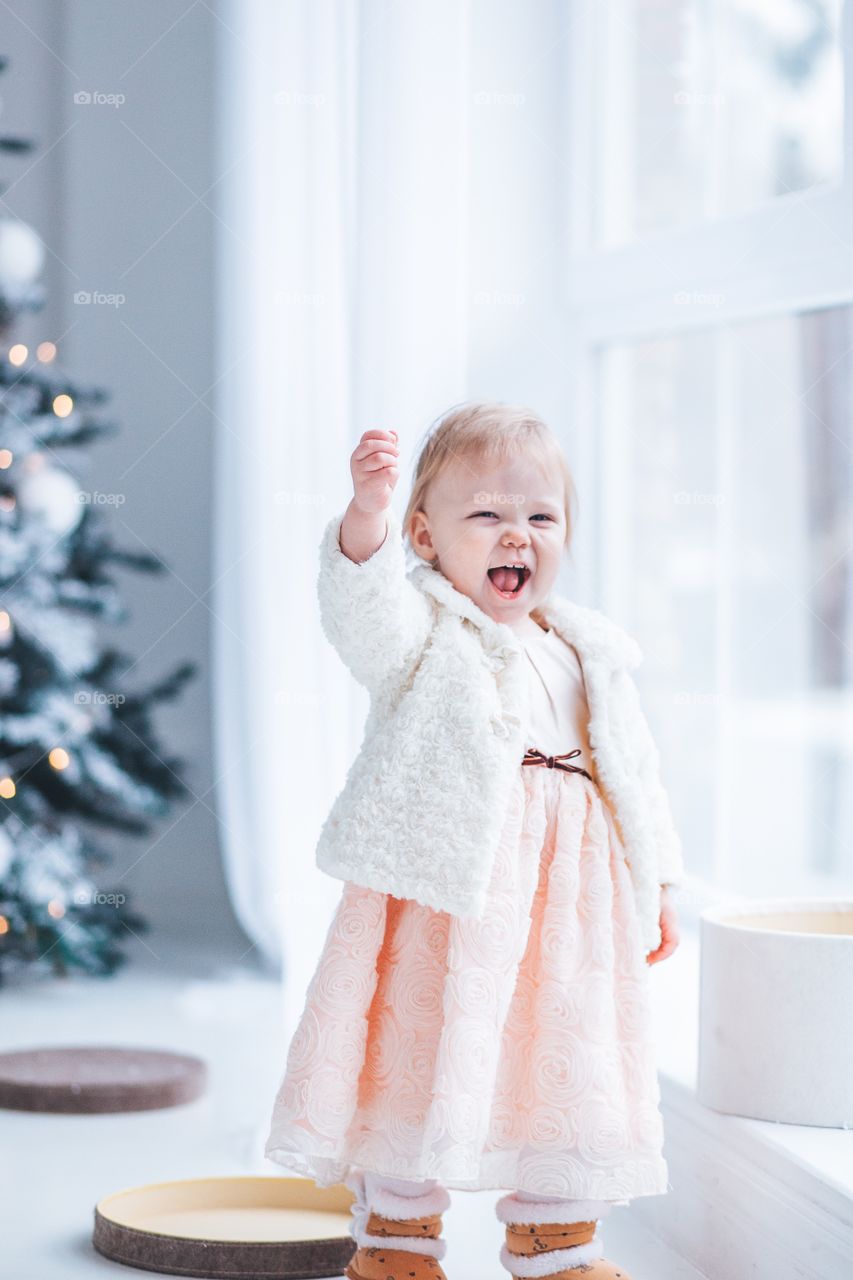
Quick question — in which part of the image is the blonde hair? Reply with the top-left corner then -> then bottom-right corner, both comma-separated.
402,400 -> 578,559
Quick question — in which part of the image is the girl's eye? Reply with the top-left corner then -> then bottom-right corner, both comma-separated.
471,511 -> 555,521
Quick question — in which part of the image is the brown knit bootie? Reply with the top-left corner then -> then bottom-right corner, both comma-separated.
345,1177 -> 451,1280
496,1192 -> 632,1279
345,1212 -> 448,1280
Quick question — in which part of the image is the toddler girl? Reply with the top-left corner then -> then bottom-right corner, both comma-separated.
266,403 -> 683,1280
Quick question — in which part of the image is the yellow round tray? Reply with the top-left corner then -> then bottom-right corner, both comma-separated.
93,1175 -> 356,1278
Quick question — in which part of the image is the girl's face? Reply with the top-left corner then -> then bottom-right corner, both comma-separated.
409,454 -> 567,629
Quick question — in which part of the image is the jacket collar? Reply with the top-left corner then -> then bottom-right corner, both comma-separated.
407,561 -> 642,671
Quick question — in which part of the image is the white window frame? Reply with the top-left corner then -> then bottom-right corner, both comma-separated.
564,0 -> 853,934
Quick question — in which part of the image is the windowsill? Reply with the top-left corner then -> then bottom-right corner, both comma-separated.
649,900 -> 853,1207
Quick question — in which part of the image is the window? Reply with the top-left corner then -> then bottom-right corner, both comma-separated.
598,308 -> 853,891
566,0 -> 853,909
590,0 -> 844,247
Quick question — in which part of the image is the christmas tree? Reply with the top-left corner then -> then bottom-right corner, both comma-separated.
0,55 -> 196,983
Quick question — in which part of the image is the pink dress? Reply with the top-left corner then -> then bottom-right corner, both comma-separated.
265,624 -> 670,1202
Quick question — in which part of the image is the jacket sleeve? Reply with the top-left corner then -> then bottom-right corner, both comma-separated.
316,504 -> 434,696
615,666 -> 687,889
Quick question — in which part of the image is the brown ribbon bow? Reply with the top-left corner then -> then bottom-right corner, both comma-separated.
521,746 -> 593,781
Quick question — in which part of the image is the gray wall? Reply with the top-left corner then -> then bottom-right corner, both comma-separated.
1,3 -> 249,957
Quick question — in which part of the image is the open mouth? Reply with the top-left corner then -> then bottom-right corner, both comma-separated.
486,565 -> 532,599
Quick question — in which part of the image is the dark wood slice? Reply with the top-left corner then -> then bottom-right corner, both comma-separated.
0,1045 -> 207,1113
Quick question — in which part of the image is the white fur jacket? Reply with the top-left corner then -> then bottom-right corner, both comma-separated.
314,505 -> 686,956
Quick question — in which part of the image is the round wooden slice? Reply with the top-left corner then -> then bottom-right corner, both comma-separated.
93,1176 -> 356,1279
0,1046 -> 207,1113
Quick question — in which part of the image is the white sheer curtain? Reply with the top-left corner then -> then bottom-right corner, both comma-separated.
211,0 -> 478,1023
212,0 -> 569,1049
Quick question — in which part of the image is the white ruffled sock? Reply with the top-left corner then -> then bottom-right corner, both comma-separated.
344,1168 -> 450,1259
366,1171 -> 439,1199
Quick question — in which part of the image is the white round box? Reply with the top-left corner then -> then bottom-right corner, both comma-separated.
697,898 -> 853,1128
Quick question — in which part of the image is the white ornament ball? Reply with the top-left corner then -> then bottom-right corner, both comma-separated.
17,465 -> 83,535
0,217 -> 45,289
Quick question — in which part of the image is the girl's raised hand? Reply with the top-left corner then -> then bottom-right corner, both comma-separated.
350,429 -> 399,515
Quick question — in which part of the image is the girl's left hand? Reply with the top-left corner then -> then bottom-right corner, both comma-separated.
646,887 -> 680,965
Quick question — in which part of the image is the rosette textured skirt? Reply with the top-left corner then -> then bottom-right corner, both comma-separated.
265,758 -> 669,1201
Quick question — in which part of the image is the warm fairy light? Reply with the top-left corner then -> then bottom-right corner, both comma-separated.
0,777 -> 15,799
49,747 -> 70,770
53,393 -> 73,418
8,344 -> 27,366
0,610 -> 10,632
48,900 -> 66,919
0,915 -> 8,934
37,341 -> 57,362
0,450 -> 12,469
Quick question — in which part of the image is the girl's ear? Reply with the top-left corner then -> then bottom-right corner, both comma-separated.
408,509 -> 436,562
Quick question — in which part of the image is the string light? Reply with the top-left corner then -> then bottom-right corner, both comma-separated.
0,449 -> 12,469
37,341 -> 56,363
0,777 -> 15,799
47,900 -> 65,919
53,393 -> 73,418
49,748 -> 70,771
0,610 -> 10,633
8,344 -> 27,366
0,916 -> 8,935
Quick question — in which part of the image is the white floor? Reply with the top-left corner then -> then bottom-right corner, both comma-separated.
2,930 -> 710,1279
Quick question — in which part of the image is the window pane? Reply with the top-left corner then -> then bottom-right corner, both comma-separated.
598,306 -> 853,893
592,0 -> 844,247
